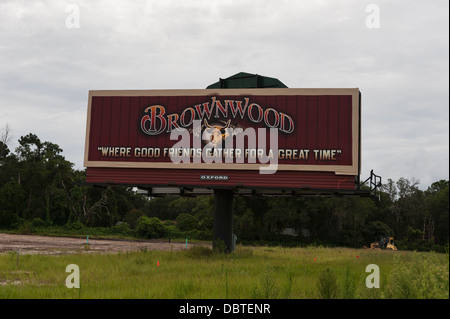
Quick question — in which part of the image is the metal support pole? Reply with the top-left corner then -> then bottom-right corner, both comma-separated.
213,189 -> 234,253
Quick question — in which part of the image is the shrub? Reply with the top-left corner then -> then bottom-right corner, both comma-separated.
176,213 -> 199,231
164,220 -> 176,226
196,229 -> 212,241
364,221 -> 394,243
136,216 -> 166,239
165,224 -> 182,239
198,216 -> 213,231
185,229 -> 200,240
213,239 -> 228,254
385,253 -> 449,299
341,266 -> 356,299
111,222 -> 134,236
123,209 -> 145,229
18,219 -> 35,234
252,266 -> 279,299
65,220 -> 84,230
31,218 -> 47,228
0,209 -> 19,229
0,180 -> 24,228
318,268 -> 339,299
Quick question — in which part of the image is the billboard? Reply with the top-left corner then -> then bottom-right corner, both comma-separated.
84,88 -> 361,194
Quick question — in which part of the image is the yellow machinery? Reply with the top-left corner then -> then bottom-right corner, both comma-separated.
369,236 -> 397,250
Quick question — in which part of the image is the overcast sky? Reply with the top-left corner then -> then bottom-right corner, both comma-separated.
0,0 -> 448,189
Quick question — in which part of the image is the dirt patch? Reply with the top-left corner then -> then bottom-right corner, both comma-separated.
0,233 -> 210,255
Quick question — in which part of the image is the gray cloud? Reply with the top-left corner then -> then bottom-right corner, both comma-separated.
0,0 -> 448,189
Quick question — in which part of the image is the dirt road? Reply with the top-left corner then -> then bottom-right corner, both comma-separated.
0,233 -> 207,255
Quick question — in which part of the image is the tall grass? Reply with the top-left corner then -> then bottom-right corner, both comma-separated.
0,246 -> 448,299
385,252 -> 449,299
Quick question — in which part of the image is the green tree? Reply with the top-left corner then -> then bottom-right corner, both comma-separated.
14,133 -> 74,223
176,213 -> 199,231
147,196 -> 180,220
124,209 -> 145,228
234,208 -> 258,240
380,177 -> 426,241
364,220 -> 394,242
0,180 -> 25,228
192,196 -> 213,232
263,197 -> 300,234
425,180 -> 449,244
136,216 -> 166,238
0,141 -> 9,163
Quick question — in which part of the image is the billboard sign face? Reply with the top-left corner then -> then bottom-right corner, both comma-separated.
84,88 -> 361,192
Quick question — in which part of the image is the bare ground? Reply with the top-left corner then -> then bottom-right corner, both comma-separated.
0,233 -> 210,255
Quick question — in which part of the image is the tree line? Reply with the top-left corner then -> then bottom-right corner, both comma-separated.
0,132 -> 448,251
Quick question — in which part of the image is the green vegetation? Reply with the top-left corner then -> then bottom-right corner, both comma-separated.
0,131 -> 448,252
0,246 -> 448,299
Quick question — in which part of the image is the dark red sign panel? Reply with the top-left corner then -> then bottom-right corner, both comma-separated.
84,89 -> 360,191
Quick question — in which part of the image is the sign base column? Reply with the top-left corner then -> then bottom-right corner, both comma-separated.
213,189 -> 234,253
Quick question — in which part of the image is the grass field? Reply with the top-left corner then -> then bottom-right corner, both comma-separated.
0,245 -> 448,299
